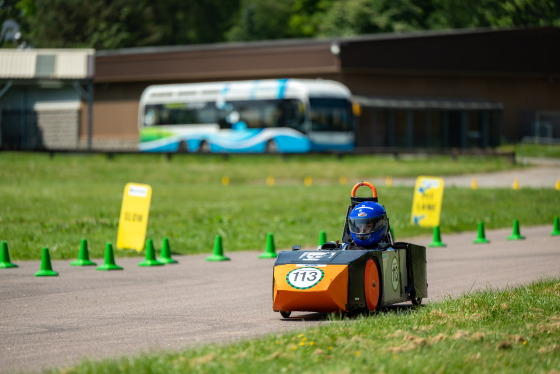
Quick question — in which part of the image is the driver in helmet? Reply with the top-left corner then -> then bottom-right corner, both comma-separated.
347,201 -> 390,249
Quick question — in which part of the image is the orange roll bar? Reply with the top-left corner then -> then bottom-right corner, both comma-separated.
351,181 -> 378,198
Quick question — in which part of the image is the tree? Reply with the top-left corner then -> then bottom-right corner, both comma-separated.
287,0 -> 328,38
426,0 -> 560,30
316,0 -> 425,37
0,0 -> 31,47
486,0 -> 560,27
16,0 -> 240,49
226,0 -> 296,41
4,0 -> 558,49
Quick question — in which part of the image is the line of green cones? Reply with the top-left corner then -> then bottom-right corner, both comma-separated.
1,218 -> 559,275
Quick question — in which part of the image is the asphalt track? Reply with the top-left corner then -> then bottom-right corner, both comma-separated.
1,225 -> 559,373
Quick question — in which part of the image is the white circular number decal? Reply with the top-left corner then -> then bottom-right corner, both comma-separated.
286,267 -> 324,290
391,257 -> 399,291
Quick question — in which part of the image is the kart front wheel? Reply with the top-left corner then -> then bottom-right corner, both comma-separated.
280,311 -> 291,318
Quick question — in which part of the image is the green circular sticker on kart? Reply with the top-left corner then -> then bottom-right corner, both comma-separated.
286,267 -> 324,290
391,256 -> 399,291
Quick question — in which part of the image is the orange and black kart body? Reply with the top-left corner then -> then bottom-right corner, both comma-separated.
272,182 -> 428,317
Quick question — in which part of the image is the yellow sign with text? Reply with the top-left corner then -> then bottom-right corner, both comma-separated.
411,176 -> 444,228
116,183 -> 152,251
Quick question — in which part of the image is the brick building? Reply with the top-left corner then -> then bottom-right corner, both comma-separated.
1,27 -> 559,151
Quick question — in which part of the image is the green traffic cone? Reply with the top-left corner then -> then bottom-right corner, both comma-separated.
206,235 -> 230,262
138,239 -> 164,267
97,243 -> 123,270
259,233 -> 278,259
507,219 -> 525,240
159,237 -> 178,264
473,222 -> 490,244
428,226 -> 446,247
70,239 -> 96,266
551,216 -> 560,236
0,241 -> 18,268
318,230 -> 327,246
35,248 -> 58,276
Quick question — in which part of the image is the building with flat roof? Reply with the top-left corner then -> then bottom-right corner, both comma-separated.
1,27 -> 559,151
0,49 -> 94,150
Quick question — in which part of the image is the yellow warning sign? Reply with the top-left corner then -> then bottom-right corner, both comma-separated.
116,183 -> 152,251
411,176 -> 444,228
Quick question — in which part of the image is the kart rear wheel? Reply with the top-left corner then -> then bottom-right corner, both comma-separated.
364,258 -> 381,312
280,311 -> 291,318
411,296 -> 422,306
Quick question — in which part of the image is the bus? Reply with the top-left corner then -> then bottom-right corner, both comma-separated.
138,79 -> 358,153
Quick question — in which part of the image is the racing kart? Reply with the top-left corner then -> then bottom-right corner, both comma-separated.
272,182 -> 427,318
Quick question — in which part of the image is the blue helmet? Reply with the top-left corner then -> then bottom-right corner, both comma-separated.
348,201 -> 388,247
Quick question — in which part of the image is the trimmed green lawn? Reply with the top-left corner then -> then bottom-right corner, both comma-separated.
1,152 -> 557,260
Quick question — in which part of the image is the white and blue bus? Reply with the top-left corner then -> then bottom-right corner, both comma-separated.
138,79 -> 358,153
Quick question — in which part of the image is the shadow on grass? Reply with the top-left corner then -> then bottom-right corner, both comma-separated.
278,302 -> 425,322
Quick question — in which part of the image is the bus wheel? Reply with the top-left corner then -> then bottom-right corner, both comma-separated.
265,140 -> 278,153
177,141 -> 189,153
280,311 -> 291,318
198,141 -> 210,153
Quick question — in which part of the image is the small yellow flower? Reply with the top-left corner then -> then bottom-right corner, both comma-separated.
355,351 -> 360,356
309,341 -> 315,346
291,345 -> 298,350
301,337 -> 307,342
299,342 -> 305,346
298,334 -> 304,338
328,346 -> 333,350
523,341 -> 528,345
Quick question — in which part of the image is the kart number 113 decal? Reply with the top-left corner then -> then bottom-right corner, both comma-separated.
286,267 -> 324,290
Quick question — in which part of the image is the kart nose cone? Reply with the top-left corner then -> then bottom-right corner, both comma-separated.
273,264 -> 348,313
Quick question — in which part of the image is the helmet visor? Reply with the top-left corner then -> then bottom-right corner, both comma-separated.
348,215 -> 387,235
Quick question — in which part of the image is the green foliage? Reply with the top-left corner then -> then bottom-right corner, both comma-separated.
518,143 -> 560,158
16,0 -> 240,49
487,0 -> 560,27
316,0 -> 425,37
5,0 -> 559,48
1,152 -> 558,261
427,0 -> 560,29
226,0 -> 297,41
47,277 -> 560,373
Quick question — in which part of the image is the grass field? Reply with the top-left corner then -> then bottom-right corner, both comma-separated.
48,277 -> 560,374
1,152 -> 558,261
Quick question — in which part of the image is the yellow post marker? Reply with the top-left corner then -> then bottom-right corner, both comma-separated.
555,178 -> 560,191
339,176 -> 347,185
304,176 -> 313,187
513,178 -> 519,190
386,176 -> 393,187
116,183 -> 152,252
221,176 -> 230,186
471,178 -> 478,190
266,176 -> 275,186
411,176 -> 444,228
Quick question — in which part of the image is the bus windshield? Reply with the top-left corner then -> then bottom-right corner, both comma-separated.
309,98 -> 353,132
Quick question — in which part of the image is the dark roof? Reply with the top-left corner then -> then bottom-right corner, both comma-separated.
94,27 -> 560,83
